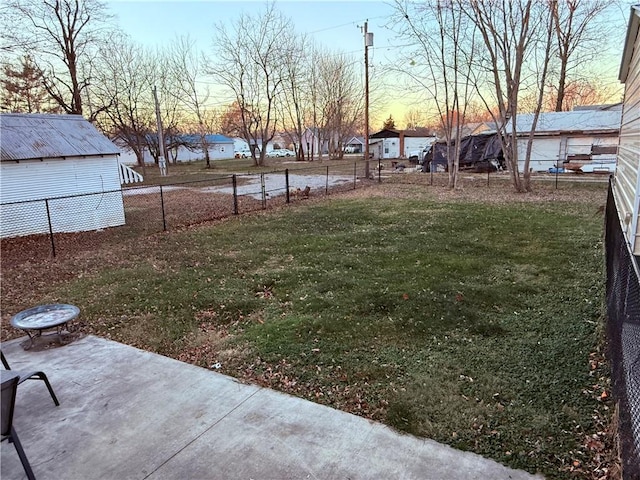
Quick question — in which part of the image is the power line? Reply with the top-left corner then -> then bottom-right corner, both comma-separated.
305,15 -> 388,35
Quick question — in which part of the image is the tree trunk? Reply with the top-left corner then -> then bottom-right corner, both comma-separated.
555,61 -> 567,112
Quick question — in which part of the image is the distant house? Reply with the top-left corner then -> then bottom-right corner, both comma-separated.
118,134 -> 235,164
369,128 -> 436,160
0,113 -> 126,238
171,134 -> 235,162
613,5 -> 640,255
344,136 -> 365,154
503,108 -> 622,172
233,137 -> 249,153
301,128 -> 329,157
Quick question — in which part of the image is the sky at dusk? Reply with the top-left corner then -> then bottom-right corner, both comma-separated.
108,0 -> 436,124
107,0 -> 633,127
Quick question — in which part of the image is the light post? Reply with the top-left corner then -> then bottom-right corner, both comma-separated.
364,21 -> 373,179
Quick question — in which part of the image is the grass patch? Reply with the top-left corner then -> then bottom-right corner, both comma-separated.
2,182 -> 611,478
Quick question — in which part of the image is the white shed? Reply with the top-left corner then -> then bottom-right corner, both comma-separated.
0,113 -> 125,238
507,108 -> 622,172
613,5 -> 640,255
370,128 -> 436,160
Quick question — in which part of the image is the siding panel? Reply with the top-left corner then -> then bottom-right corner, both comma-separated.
614,8 -> 640,254
0,156 -> 125,238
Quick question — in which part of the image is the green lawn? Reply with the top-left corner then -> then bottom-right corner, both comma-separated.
14,183 -> 611,478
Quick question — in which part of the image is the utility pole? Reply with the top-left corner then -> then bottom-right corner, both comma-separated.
364,21 -> 373,179
153,86 -> 168,176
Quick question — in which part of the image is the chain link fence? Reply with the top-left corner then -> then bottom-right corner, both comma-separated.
1,162 -> 368,263
605,181 -> 640,479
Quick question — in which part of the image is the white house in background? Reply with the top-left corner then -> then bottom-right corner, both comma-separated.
171,134 -> 235,162
369,128 -> 437,160
344,136 -> 365,154
233,137 -> 250,153
613,5 -> 640,255
118,134 -> 235,164
0,113 -> 126,238
301,128 -> 329,156
503,107 -> 622,173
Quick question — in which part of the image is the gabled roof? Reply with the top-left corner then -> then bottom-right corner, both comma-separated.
345,136 -> 365,145
371,128 -> 436,139
506,110 -> 622,135
620,5 -> 640,82
1,113 -> 120,162
371,128 -> 400,138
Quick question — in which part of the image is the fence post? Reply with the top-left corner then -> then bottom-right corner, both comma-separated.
45,199 -> 56,258
378,158 -> 382,183
232,175 -> 239,215
326,166 -> 329,195
487,168 -> 490,187
285,169 -> 290,204
160,185 -> 167,231
261,173 -> 266,209
353,162 -> 357,189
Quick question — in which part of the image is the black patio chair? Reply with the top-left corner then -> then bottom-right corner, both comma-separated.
1,351 -> 59,406
2,374 -> 36,480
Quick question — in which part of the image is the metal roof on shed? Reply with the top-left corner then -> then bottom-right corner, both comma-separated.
506,110 -> 622,135
0,113 -> 120,162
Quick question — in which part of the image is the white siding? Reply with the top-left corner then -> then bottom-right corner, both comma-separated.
173,144 -> 235,162
403,137 -> 436,158
517,138 -> 561,172
517,135 -> 620,172
614,9 -> 640,254
382,138 -> 400,159
0,156 -> 125,238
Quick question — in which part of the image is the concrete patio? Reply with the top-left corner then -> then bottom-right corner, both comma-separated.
1,335 -> 542,479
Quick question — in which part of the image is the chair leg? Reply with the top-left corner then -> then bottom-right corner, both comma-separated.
10,427 -> 36,480
33,373 -> 60,406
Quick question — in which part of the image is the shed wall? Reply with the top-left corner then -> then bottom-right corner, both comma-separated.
518,135 -> 620,172
517,138 -> 561,172
0,156 -> 125,238
614,19 -> 640,255
403,137 -> 435,158
382,138 -> 400,159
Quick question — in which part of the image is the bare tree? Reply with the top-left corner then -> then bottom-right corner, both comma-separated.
393,0 -> 477,189
550,0 -> 611,111
277,33 -> 311,161
403,108 -> 426,130
464,0 -> 549,193
314,51 -> 364,160
219,101 -> 244,138
167,35 -> 215,167
521,2 -> 556,184
3,0 -> 114,120
543,78 -> 620,111
92,36 -> 156,170
210,4 -> 291,166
